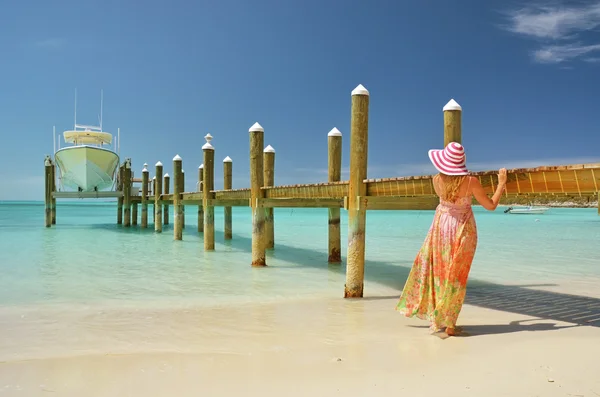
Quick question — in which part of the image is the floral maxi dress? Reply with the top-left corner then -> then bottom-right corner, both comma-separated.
395,195 -> 478,332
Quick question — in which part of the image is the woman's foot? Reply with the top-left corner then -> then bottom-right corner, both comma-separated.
445,327 -> 457,336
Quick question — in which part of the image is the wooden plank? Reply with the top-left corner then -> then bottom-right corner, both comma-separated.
263,182 -> 348,199
359,196 -> 439,210
53,191 -> 124,198
213,188 -> 251,200
208,198 -> 250,207
256,197 -> 344,208
181,192 -> 203,201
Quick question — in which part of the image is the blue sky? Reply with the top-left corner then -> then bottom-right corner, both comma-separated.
1,0 -> 599,200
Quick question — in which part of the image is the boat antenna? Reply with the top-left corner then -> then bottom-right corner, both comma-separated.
117,127 -> 120,154
100,89 -> 103,131
53,125 -> 56,155
74,88 -> 77,129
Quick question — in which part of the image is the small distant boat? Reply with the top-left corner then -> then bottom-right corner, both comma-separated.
504,206 -> 550,215
53,90 -> 120,192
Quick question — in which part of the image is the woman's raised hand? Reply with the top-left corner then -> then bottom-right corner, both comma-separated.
498,168 -> 507,186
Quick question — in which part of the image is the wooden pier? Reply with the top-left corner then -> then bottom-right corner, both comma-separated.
44,84 -> 600,298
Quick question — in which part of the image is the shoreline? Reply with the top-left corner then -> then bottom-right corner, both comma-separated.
1,294 -> 599,396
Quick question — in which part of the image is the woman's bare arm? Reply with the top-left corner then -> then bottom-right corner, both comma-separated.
470,171 -> 507,211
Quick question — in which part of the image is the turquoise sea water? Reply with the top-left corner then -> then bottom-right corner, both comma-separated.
1,201 -> 599,309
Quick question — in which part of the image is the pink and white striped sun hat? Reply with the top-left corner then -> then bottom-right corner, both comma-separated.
428,142 -> 469,176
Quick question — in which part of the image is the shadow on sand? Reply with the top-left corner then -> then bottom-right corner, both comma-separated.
86,221 -> 600,334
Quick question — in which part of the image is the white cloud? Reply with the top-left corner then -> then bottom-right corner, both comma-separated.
533,42 -> 600,63
502,2 -> 600,64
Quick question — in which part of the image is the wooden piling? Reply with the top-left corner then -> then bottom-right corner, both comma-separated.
223,156 -> 233,240
44,156 -> 52,228
203,134 -> 215,250
181,170 -> 186,229
141,165 -> 149,228
155,162 -> 163,232
327,127 -> 343,263
263,145 -> 275,249
51,162 -> 56,225
345,84 -> 370,298
443,99 -> 462,146
249,122 -> 267,267
173,155 -> 183,240
163,173 -> 170,225
123,159 -> 132,227
152,176 -> 156,224
198,164 -> 204,233
117,165 -> 123,225
132,202 -> 138,225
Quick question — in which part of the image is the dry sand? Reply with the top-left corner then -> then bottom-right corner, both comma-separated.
1,292 -> 600,397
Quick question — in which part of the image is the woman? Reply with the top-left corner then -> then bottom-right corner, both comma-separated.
396,141 -> 507,336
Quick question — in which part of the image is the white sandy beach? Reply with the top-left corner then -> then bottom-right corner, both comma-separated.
1,286 -> 600,397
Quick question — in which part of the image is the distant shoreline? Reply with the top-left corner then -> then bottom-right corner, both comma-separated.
497,196 -> 598,209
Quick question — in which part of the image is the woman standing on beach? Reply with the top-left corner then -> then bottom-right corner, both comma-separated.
396,142 -> 507,336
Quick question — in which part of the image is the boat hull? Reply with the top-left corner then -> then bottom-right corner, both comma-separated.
55,146 -> 120,192
507,207 -> 549,214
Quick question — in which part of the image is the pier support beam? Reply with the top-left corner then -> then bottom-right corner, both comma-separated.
117,165 -> 123,225
443,99 -> 462,146
249,122 -> 267,267
155,162 -> 163,232
132,202 -> 138,225
203,134 -> 215,250
223,156 -> 233,240
51,162 -> 56,225
152,176 -> 156,224
181,170 -> 185,229
123,159 -> 132,227
345,84 -> 369,298
141,165 -> 149,228
163,174 -> 170,225
44,156 -> 52,228
173,155 -> 183,240
263,145 -> 275,249
198,164 -> 204,233
328,127 -> 343,263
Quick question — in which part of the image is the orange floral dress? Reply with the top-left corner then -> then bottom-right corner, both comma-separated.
396,194 -> 478,332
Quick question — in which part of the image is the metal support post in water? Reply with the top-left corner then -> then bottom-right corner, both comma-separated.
203,134 -> 215,250
249,122 -> 267,267
173,155 -> 183,240
155,162 -> 163,232
223,156 -> 233,240
345,84 -> 369,298
327,127 -> 342,263
263,145 -> 275,249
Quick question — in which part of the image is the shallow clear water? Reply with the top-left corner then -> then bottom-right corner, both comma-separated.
1,201 -> 599,308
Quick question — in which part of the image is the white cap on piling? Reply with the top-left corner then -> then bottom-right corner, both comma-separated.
223,156 -> 232,163
443,99 -> 462,111
249,122 -> 264,132
351,84 -> 369,96
202,133 -> 214,150
44,155 -> 51,166
164,173 -> 170,177
328,127 -> 342,137
152,176 -> 156,180
155,161 -> 163,167
142,166 -> 148,172
173,154 -> 182,161
199,163 -> 204,169
264,145 -> 275,153
143,162 -> 148,168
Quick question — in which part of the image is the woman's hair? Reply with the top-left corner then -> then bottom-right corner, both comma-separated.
436,173 -> 468,202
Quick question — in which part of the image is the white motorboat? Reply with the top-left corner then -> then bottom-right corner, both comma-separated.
53,91 -> 120,192
504,206 -> 550,215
